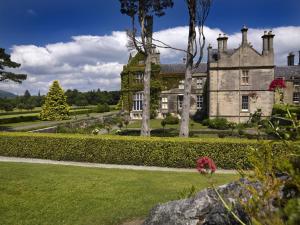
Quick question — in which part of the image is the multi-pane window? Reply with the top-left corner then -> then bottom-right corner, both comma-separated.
197,95 -> 203,109
241,95 -> 249,111
133,92 -> 143,111
196,78 -> 203,89
293,92 -> 300,103
179,80 -> 184,89
161,97 -> 168,109
135,72 -> 143,83
178,95 -> 183,109
241,70 -> 249,85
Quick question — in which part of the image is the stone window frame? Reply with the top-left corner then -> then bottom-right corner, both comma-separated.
196,78 -> 203,89
132,92 -> 143,111
135,72 -> 144,84
177,95 -> 183,109
241,95 -> 249,112
196,95 -> 203,109
179,80 -> 185,89
293,92 -> 300,103
241,70 -> 250,85
161,97 -> 168,110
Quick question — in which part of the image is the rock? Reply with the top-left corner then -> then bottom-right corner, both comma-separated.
143,179 -> 255,225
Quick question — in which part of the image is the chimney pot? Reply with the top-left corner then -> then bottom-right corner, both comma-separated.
183,57 -> 186,64
287,52 -> 295,66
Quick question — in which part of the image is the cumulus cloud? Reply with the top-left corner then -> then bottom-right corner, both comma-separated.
1,26 -> 299,95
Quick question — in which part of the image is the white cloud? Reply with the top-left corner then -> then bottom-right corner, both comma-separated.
1,26 -> 299,95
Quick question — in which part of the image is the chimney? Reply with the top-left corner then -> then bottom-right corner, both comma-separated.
241,25 -> 248,46
262,31 -> 269,55
207,44 -> 212,63
267,30 -> 275,53
287,52 -> 295,66
182,57 -> 186,64
299,51 -> 300,65
223,34 -> 228,51
217,34 -> 223,52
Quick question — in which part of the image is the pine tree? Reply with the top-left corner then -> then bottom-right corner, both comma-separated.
0,48 -> 27,83
40,80 -> 70,121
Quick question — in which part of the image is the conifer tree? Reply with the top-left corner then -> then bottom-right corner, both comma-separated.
40,80 -> 70,121
0,48 -> 27,83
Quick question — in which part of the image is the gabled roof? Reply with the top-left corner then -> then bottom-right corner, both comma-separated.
275,66 -> 300,80
160,63 -> 207,74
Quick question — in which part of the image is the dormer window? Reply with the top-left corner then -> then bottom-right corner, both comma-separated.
135,72 -> 143,83
179,80 -> 184,89
241,70 -> 249,85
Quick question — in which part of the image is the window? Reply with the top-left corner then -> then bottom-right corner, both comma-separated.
196,78 -> 203,89
179,80 -> 184,89
197,95 -> 203,109
293,92 -> 300,103
241,95 -> 249,111
241,70 -> 249,85
133,92 -> 143,111
178,95 -> 183,109
161,97 -> 168,110
135,72 -> 143,83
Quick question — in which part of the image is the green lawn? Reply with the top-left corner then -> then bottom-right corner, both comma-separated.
127,119 -> 206,129
0,162 -> 238,225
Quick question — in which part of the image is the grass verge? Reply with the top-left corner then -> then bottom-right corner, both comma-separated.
0,162 -> 238,225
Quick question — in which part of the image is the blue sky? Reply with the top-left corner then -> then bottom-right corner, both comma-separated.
1,0 -> 300,94
1,0 -> 299,49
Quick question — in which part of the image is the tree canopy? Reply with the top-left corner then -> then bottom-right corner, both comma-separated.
0,48 -> 27,83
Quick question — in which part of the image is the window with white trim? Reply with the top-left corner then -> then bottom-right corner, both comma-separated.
135,72 -> 143,83
293,92 -> 300,103
241,95 -> 249,111
196,78 -> 203,89
241,70 -> 249,85
197,95 -> 203,109
132,92 -> 143,111
179,80 -> 184,89
161,97 -> 168,109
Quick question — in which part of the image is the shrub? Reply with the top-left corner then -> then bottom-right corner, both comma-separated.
0,115 -> 39,124
207,118 -> 230,130
96,103 -> 110,113
164,113 -> 179,125
0,132 -> 293,169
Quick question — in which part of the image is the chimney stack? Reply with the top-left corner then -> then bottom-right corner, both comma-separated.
262,30 -> 275,55
182,57 -> 186,64
223,34 -> 228,51
287,52 -> 295,66
299,51 -> 300,65
217,34 -> 223,52
241,25 -> 248,46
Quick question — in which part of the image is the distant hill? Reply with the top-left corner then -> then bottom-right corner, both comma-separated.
0,90 -> 17,99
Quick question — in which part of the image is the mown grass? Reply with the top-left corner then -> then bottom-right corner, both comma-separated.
127,119 -> 207,130
0,162 -> 238,225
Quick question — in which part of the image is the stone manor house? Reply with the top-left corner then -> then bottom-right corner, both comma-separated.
120,26 -> 300,123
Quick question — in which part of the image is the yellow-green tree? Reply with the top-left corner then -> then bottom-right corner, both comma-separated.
40,80 -> 70,121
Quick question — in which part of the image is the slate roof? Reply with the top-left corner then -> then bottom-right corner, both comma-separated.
160,63 -> 207,74
275,66 -> 300,80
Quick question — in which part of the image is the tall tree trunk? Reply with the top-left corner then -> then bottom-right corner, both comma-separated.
141,52 -> 151,136
140,16 -> 153,136
179,0 -> 196,138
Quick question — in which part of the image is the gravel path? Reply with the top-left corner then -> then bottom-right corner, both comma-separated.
0,156 -> 237,174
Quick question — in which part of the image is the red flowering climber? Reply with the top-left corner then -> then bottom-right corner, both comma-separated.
196,156 -> 217,174
269,78 -> 286,91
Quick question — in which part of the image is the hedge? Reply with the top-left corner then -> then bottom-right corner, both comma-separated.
0,132 -> 293,169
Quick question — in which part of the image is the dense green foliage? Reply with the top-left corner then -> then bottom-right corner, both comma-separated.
65,89 -> 120,106
40,81 -> 70,121
203,118 -> 230,130
96,103 -> 110,113
0,48 -> 27,83
0,132 -> 293,169
163,113 -> 179,124
272,104 -> 300,119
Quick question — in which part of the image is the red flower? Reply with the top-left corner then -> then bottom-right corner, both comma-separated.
196,156 -> 217,174
269,78 -> 286,91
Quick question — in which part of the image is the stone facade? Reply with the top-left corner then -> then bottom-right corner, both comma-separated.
120,27 -> 300,123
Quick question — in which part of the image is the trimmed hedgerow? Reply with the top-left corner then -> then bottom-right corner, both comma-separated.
0,132 -> 292,169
